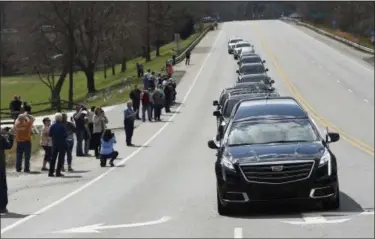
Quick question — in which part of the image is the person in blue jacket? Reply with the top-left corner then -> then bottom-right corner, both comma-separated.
99,129 -> 119,167
48,113 -> 68,177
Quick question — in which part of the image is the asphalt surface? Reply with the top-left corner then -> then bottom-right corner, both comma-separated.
1,20 -> 374,238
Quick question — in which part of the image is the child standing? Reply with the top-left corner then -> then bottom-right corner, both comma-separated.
40,117 -> 52,171
99,129 -> 119,167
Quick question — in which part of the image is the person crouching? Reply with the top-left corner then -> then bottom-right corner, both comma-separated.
99,129 -> 119,167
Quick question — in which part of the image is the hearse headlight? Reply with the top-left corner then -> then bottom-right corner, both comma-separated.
319,149 -> 332,176
221,155 -> 236,172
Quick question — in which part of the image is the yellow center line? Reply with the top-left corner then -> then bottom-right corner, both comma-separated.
250,22 -> 374,157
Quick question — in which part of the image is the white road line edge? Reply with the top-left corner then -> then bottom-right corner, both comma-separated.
364,99 -> 369,103
348,89 -> 353,93
337,80 -> 340,83
283,214 -> 351,225
1,30 -> 223,235
234,227 -> 243,238
52,216 -> 171,234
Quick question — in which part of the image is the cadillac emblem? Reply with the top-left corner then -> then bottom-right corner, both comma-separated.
271,165 -> 284,172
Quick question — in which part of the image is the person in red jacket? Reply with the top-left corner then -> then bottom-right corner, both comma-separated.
140,89 -> 152,122
167,63 -> 173,78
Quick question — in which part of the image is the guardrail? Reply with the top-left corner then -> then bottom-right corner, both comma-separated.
173,22 -> 215,64
280,17 -> 374,54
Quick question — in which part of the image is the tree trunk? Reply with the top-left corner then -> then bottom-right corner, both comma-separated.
145,1 -> 151,62
111,62 -> 115,76
104,62 -> 107,79
121,56 -> 127,72
156,39 -> 161,57
50,65 -> 68,110
77,59 -> 96,93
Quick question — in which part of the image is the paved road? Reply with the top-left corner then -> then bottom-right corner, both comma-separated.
1,20 -> 374,238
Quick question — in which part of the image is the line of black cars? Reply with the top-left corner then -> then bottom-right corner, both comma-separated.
208,38 -> 342,215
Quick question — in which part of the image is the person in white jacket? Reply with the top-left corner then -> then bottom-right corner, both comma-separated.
92,107 -> 108,158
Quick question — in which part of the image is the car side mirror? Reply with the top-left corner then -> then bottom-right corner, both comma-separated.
237,61 -> 240,65
207,140 -> 219,149
213,110 -> 221,117
236,70 -> 239,74
270,79 -> 275,84
212,100 -> 219,106
263,60 -> 266,63
327,132 -> 340,143
265,68 -> 269,72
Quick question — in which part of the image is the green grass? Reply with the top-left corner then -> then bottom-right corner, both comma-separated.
6,134 -> 41,168
1,33 -> 199,113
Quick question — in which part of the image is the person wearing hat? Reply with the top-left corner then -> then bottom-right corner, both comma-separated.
48,113 -> 68,177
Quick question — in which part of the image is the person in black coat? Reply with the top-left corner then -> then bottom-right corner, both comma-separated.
129,85 -> 141,120
0,127 -> 14,214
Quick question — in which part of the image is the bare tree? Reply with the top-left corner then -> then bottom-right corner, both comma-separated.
150,2 -> 173,57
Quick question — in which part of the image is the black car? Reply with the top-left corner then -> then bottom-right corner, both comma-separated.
236,63 -> 269,81
214,92 -> 280,139
237,55 -> 266,68
237,74 -> 275,86
213,83 -> 275,111
208,97 -> 341,215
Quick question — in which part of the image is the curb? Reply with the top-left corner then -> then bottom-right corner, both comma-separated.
280,17 -> 374,54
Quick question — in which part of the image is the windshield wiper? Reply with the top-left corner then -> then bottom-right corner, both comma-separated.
260,140 -> 312,144
228,143 -> 253,147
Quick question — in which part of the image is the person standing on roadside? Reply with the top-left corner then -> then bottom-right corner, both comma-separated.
14,112 -> 35,173
40,117 -> 52,171
185,50 -> 191,65
92,107 -> 108,158
73,106 -> 86,156
129,85 -> 141,120
48,113 -> 67,177
141,89 -> 152,122
163,81 -> 172,113
152,86 -> 164,121
0,127 -> 14,214
9,96 -> 22,121
62,113 -> 76,172
143,69 -> 151,89
124,101 -> 137,146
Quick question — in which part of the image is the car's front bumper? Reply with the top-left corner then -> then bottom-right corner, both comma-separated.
217,167 -> 338,204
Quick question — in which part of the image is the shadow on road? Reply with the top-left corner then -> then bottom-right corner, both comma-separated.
226,191 -> 364,219
60,175 -> 82,179
67,170 -> 90,174
26,171 -> 41,175
0,212 -> 29,219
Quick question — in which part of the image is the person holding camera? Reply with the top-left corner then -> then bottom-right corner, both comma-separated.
99,129 -> 119,167
124,101 -> 138,146
92,107 -> 108,158
14,111 -> 35,173
0,127 -> 14,214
